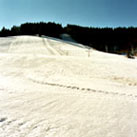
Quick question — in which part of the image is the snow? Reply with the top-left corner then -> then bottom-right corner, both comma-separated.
0,35 -> 137,137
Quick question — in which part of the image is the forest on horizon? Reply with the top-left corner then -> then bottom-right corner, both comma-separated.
0,22 -> 137,55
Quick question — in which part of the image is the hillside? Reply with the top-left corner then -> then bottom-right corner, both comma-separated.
0,36 -> 137,137
1,23 -> 137,54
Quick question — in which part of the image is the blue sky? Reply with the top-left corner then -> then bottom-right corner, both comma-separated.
0,0 -> 137,29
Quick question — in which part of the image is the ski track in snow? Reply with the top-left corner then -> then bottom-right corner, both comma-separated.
28,77 -> 137,99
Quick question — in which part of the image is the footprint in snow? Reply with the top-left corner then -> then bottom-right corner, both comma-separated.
0,117 -> 7,123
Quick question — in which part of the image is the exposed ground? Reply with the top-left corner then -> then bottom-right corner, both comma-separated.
0,36 -> 137,137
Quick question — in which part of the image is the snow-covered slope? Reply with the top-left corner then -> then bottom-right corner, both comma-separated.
0,36 -> 137,137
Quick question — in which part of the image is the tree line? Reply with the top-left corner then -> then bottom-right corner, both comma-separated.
0,22 -> 137,55
0,22 -> 63,38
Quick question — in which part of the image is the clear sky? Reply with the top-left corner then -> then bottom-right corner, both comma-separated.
0,0 -> 137,29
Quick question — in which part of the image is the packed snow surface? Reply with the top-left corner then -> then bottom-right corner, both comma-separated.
0,36 -> 137,137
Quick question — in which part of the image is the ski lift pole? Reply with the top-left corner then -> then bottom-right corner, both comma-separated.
86,46 -> 91,57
